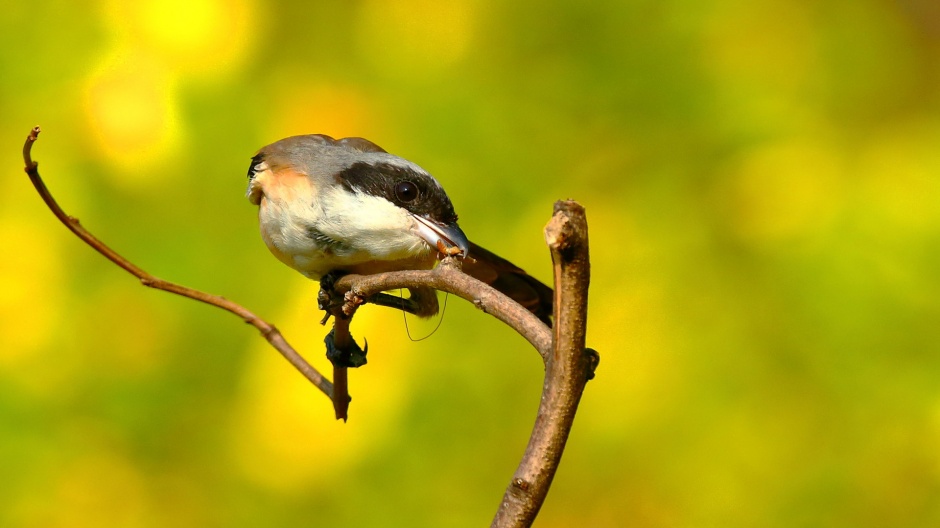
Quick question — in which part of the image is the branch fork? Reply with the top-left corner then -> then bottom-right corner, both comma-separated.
21,127 -> 596,528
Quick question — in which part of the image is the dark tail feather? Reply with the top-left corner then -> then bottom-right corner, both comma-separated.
461,241 -> 554,327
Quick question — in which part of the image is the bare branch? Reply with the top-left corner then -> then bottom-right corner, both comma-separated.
23,128 -> 596,527
491,200 -> 597,527
328,314 -> 354,422
21,127 -> 335,401
333,259 -> 553,364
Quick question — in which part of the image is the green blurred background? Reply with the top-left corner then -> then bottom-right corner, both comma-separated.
2,0 -> 940,526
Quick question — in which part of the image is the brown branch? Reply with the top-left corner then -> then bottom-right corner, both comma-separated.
329,315 -> 354,422
24,127 -> 597,526
333,259 -> 553,364
331,204 -> 595,526
21,127 -> 334,401
491,201 -> 597,527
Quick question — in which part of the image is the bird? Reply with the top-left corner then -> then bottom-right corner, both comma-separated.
245,134 -> 553,326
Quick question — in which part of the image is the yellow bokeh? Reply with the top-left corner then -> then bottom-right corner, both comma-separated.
267,81 -> 385,142
5,0 -> 940,525
723,139 -> 845,244
576,205 -> 679,433
77,282 -> 175,377
355,0 -> 478,75
700,0 -> 817,92
43,450 -> 150,527
584,283 -> 678,426
84,50 -> 181,180
859,121 -> 940,232
106,0 -> 256,77
83,0 -> 257,178
229,279 -> 414,492
0,221 -> 63,367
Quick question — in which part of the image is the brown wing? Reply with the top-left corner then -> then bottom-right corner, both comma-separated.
461,241 -> 554,326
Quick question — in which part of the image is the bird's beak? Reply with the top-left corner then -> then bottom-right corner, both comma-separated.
411,214 -> 470,258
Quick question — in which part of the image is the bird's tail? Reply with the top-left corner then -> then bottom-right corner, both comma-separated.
461,242 -> 554,327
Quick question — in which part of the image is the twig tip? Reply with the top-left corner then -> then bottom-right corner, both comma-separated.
24,126 -> 42,171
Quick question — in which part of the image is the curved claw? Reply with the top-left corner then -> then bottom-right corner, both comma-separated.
324,327 -> 368,368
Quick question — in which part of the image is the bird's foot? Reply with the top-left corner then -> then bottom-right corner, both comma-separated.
319,271 -> 426,319
585,347 -> 600,381
318,271 -> 348,312
324,327 -> 368,368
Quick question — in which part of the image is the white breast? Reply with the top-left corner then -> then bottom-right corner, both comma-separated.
256,172 -> 435,279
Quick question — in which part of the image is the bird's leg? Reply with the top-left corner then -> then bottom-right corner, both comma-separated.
318,271 -> 367,369
324,313 -> 358,421
365,292 -> 422,315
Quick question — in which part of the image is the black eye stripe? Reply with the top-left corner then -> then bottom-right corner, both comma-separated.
337,161 -> 458,224
247,153 -> 264,181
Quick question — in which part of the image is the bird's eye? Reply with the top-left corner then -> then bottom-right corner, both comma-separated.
395,181 -> 419,203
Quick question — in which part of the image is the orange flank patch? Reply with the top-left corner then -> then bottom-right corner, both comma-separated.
255,168 -> 318,271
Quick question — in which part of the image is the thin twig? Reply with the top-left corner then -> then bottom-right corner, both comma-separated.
24,127 -> 596,526
491,201 -> 597,527
21,127 -> 335,401
329,314 -> 354,422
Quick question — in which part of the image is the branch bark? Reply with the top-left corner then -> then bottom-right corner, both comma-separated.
21,127 -> 334,400
23,128 -> 596,526
327,315 -> 354,421
332,259 -> 553,364
491,201 -> 597,527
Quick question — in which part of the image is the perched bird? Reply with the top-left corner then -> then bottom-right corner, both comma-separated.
246,134 -> 553,325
